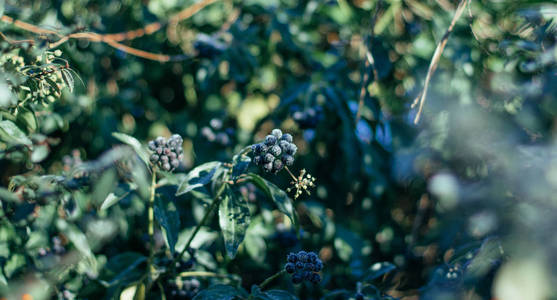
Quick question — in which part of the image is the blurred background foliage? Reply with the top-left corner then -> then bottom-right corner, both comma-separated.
0,0 -> 556,299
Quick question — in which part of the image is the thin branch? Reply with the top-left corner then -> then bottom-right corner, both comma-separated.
411,0 -> 467,124
0,0 -> 220,62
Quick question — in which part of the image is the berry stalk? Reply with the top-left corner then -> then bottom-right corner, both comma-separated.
258,270 -> 287,290
171,182 -> 228,271
147,168 -> 157,279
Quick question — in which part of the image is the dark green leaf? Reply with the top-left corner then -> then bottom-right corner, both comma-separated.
112,132 -> 151,168
193,284 -> 240,300
61,68 -> 74,93
219,187 -> 251,258
232,155 -> 251,179
176,161 -> 222,196
245,173 -> 297,227
0,120 -> 32,146
363,262 -> 396,282
154,187 -> 181,253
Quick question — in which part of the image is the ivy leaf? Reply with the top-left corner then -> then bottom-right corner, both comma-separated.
231,154 -> 251,179
193,284 -> 241,300
15,107 -> 37,133
251,285 -> 298,300
112,132 -> 151,168
219,187 -> 251,258
0,120 -> 32,146
176,161 -> 222,196
245,173 -> 297,227
99,252 -> 146,287
362,262 -> 396,282
154,187 -> 181,253
61,68 -> 74,93
31,144 -> 49,163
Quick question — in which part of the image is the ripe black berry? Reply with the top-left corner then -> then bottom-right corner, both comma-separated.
309,273 -> 321,284
281,133 -> 293,143
291,273 -> 303,284
287,253 -> 297,263
285,263 -> 296,273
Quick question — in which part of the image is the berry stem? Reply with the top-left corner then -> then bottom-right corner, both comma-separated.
172,182 -> 227,269
147,168 -> 157,280
284,166 -> 297,181
258,270 -> 287,290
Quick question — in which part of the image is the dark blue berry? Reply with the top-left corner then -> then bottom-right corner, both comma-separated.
287,253 -> 297,263
252,143 -> 263,154
291,273 -> 303,284
304,263 -> 313,271
314,260 -> 323,272
281,133 -> 293,143
297,251 -> 308,262
286,144 -> 297,155
265,135 -> 277,146
302,271 -> 312,280
308,252 -> 318,262
285,263 -> 296,273
295,262 -> 304,270
279,140 -> 290,151
253,155 -> 262,165
281,155 -> 294,166
309,273 -> 321,284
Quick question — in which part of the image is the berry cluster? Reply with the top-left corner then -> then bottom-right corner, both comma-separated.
252,129 -> 297,173
148,134 -> 184,171
291,105 -> 323,129
165,278 -> 200,300
200,118 -> 235,146
284,251 -> 323,284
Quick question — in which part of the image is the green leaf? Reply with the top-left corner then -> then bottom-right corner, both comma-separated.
0,187 -> 19,203
251,285 -> 298,300
15,107 -> 37,133
218,187 -> 251,258
0,120 -> 32,146
61,68 -> 74,93
100,252 -> 146,287
112,132 -> 151,168
363,262 -> 396,282
193,284 -> 240,300
44,76 -> 60,95
176,161 -> 222,196
154,188 -> 181,253
245,173 -> 297,227
100,189 -> 131,211
231,155 -> 251,179
31,144 -> 49,163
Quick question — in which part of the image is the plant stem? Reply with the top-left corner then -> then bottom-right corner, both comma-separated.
172,183 -> 227,268
147,168 -> 157,279
259,270 -> 286,290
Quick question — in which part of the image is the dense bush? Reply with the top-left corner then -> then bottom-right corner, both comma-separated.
0,0 -> 556,299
